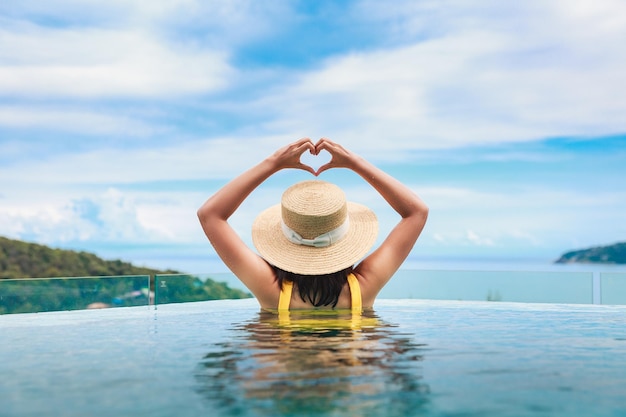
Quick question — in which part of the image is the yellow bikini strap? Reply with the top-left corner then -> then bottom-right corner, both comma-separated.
279,274 -> 361,312
347,273 -> 362,312
278,280 -> 293,311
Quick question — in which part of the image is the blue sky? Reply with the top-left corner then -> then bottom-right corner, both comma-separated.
1,0 -> 625,273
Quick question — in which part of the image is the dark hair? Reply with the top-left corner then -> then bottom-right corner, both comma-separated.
273,266 -> 354,308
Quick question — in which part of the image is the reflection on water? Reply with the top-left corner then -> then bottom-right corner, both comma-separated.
195,310 -> 430,417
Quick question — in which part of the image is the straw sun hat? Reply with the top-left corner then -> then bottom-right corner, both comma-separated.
252,180 -> 378,275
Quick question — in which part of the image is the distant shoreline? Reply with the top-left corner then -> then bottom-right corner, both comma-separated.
555,242 -> 626,265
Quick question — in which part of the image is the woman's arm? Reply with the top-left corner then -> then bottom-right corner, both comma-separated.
197,138 -> 316,308
315,138 -> 429,303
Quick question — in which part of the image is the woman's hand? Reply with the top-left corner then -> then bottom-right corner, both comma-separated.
314,138 -> 358,176
270,138 -> 317,175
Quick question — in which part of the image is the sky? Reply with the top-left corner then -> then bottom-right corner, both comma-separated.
1,0 -> 625,274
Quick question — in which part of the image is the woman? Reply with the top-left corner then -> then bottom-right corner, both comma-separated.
197,138 -> 428,311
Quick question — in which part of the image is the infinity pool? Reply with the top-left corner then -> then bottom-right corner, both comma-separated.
1,299 -> 625,417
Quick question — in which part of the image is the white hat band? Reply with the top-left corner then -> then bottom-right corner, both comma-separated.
281,217 -> 350,248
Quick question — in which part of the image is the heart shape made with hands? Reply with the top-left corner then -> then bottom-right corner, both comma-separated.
300,149 -> 332,174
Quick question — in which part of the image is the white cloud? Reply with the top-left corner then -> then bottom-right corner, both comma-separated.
466,230 -> 495,246
0,188 -> 171,245
0,136 -> 278,185
3,1 -> 625,147
0,25 -> 232,98
251,0 -> 626,152
0,105 -> 158,136
415,184 -> 626,254
1,0 -> 290,42
0,0 -> 296,100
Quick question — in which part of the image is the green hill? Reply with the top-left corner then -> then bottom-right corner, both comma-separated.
0,236 -> 251,314
0,236 -> 178,279
555,241 -> 626,264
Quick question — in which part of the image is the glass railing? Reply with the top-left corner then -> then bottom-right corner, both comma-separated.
0,275 -> 150,314
600,272 -> 626,305
378,269 -> 594,304
154,273 -> 250,306
1,269 -> 625,315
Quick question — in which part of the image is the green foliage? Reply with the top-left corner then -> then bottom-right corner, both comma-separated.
556,242 -> 626,264
155,274 -> 250,305
0,236 -> 174,278
0,236 -> 252,314
0,276 -> 150,314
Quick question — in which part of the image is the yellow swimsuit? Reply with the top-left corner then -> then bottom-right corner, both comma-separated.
273,273 -> 378,331
277,273 -> 362,312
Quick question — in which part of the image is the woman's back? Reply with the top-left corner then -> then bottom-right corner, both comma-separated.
197,138 -> 428,310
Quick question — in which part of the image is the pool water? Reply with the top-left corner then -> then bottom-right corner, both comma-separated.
1,299 -> 625,417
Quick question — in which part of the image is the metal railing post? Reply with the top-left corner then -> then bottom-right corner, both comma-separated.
592,272 -> 602,305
